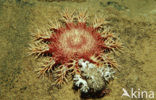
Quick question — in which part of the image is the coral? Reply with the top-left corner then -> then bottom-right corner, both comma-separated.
73,74 -> 89,93
74,59 -> 115,93
29,9 -> 121,94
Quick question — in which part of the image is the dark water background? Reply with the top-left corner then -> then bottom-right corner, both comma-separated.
0,0 -> 156,100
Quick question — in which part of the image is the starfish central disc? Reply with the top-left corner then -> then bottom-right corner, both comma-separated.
59,28 -> 96,57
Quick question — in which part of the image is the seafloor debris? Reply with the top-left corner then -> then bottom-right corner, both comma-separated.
29,9 -> 122,97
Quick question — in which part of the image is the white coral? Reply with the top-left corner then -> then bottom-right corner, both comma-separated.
98,66 -> 115,81
104,67 -> 115,81
78,59 -> 95,71
73,74 -> 89,93
75,59 -> 116,93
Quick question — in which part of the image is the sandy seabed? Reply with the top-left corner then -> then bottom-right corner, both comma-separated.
0,0 -> 156,100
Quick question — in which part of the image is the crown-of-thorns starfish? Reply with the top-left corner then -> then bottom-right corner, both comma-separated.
29,9 -> 122,86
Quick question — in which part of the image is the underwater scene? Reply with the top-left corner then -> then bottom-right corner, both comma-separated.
0,0 -> 156,100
